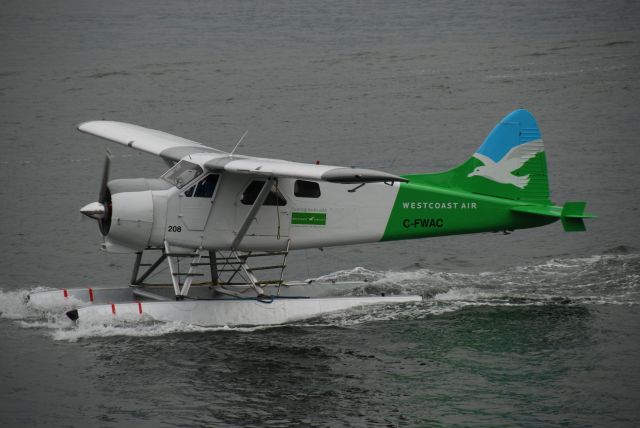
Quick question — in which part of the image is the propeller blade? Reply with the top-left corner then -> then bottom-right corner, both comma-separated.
98,151 -> 111,203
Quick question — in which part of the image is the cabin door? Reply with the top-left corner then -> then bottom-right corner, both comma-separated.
179,174 -> 220,231
235,179 -> 290,238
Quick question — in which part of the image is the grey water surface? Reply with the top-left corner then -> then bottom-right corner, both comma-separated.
1,0 -> 640,426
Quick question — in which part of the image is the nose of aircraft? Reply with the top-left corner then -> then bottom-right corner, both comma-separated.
80,201 -> 106,219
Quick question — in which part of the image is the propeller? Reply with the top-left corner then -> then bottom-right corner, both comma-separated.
98,151 -> 111,206
80,152 -> 112,236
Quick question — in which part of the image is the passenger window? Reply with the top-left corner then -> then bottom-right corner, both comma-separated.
241,180 -> 287,206
294,180 -> 321,198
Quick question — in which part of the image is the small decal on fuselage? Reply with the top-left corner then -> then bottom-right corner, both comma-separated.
401,201 -> 477,210
291,211 -> 326,226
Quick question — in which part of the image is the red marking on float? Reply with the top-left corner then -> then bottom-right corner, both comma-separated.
88,288 -> 94,302
137,302 -> 143,314
111,303 -> 116,315
315,160 -> 320,165
63,289 -> 68,298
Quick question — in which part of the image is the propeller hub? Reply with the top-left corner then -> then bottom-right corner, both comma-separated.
80,202 -> 106,220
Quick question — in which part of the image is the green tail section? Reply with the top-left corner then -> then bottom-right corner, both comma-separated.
381,110 -> 595,242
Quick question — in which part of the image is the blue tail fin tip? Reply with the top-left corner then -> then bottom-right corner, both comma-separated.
476,109 -> 542,163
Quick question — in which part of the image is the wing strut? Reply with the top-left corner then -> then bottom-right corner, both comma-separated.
232,177 -> 277,250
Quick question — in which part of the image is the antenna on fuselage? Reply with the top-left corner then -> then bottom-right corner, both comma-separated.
230,130 -> 249,158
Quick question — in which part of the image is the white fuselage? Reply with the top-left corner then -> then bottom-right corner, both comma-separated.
103,153 -> 401,253
167,174 -> 399,251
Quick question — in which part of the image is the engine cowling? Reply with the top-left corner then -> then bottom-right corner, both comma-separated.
81,178 -> 170,253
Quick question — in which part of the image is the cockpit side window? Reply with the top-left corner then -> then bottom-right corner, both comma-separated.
241,180 -> 287,206
161,161 -> 203,189
193,174 -> 219,198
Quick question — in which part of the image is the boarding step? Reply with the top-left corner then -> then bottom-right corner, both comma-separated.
213,252 -> 287,262
243,251 -> 289,258
246,265 -> 287,271
165,252 -> 199,257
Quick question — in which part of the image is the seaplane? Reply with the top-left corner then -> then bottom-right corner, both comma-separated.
28,109 -> 594,326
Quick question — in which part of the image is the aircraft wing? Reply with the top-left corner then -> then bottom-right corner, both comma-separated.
79,120 -> 407,184
78,121 -> 226,163
205,157 -> 408,184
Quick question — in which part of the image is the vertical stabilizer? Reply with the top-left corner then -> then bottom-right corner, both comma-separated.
407,109 -> 551,204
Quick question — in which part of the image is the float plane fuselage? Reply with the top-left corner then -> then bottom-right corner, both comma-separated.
79,109 -> 593,256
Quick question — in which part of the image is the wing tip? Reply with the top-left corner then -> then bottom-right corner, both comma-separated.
76,120 -> 94,131
77,120 -> 115,132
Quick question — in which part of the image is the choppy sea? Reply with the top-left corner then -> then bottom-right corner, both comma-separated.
1,0 -> 639,426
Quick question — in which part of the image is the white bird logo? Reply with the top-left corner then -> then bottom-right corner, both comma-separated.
467,139 -> 544,189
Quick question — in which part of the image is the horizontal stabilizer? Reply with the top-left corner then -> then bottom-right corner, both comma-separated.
511,202 -> 595,232
561,202 -> 595,218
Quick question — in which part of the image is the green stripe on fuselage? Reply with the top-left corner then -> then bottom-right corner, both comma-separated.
382,152 -> 556,241
381,181 -> 556,241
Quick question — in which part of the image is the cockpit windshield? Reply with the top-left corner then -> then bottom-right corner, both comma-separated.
161,161 -> 203,189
